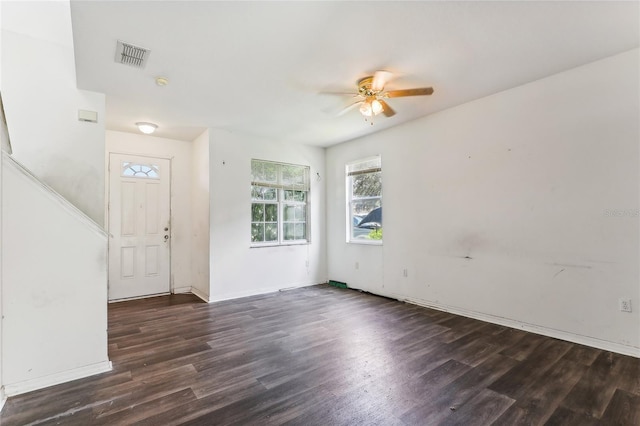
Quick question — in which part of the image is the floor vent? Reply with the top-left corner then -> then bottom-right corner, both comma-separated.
115,40 -> 149,69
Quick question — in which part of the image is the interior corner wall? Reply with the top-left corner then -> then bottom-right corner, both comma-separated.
191,129 -> 210,300
326,49 -> 640,356
106,130 -> 193,293
1,1 -> 105,226
208,129 -> 327,302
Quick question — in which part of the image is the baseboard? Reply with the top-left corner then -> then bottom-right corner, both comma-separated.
3,360 -> 113,397
0,392 -> 6,414
109,293 -> 170,303
401,295 -> 640,358
189,286 -> 210,303
173,286 -> 210,302
209,282 -> 320,303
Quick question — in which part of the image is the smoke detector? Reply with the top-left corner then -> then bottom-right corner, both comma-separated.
115,40 -> 150,69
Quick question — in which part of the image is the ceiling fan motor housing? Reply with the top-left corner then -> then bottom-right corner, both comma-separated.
357,76 -> 379,97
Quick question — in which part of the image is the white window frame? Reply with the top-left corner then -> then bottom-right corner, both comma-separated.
346,156 -> 382,245
251,159 -> 310,247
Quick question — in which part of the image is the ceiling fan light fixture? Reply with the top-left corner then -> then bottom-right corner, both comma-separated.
359,101 -> 373,117
136,122 -> 158,134
359,99 -> 383,117
371,99 -> 383,115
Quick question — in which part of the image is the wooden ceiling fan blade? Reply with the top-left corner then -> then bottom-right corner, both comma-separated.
385,87 -> 434,98
371,70 -> 393,92
378,100 -> 395,117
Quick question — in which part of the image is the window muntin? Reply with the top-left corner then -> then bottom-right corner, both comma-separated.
347,157 -> 382,243
251,159 -> 310,246
121,162 -> 160,179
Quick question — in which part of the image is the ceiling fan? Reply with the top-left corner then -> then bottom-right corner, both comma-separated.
337,70 -> 434,124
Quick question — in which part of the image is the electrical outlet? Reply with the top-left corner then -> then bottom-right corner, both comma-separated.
403,268 -> 408,277
355,262 -> 359,270
619,298 -> 632,313
305,260 -> 309,267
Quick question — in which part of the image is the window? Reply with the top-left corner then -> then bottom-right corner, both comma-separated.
347,157 -> 382,243
251,159 -> 310,245
121,162 -> 159,179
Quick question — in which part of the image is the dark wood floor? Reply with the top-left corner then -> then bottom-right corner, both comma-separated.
2,284 -> 639,425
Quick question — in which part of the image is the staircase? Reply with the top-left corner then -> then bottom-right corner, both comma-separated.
1,147 -> 111,396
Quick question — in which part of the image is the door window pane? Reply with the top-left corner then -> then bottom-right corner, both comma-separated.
122,162 -> 160,179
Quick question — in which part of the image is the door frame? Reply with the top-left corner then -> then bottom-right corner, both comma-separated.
107,152 -> 173,301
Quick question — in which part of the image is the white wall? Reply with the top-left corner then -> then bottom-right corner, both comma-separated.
326,49 -> 640,356
2,154 -> 110,395
191,130 -> 210,300
106,130 -> 194,293
208,129 -> 326,301
1,1 -> 105,225
0,1 -> 4,403
0,0 -> 4,408
0,144 -> 3,412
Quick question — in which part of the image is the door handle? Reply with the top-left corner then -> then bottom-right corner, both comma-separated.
164,235 -> 169,241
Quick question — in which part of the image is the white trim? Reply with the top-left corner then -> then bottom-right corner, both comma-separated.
0,393 -> 6,414
173,286 -> 210,303
250,241 -> 309,248
400,295 -> 640,358
189,286 -> 210,303
3,361 -> 113,397
208,282 -> 321,303
108,292 -> 171,303
347,239 -> 383,246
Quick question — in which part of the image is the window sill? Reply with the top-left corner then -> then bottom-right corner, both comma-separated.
347,239 -> 383,246
250,241 -> 309,248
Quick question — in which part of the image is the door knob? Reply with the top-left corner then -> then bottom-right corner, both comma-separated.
164,235 -> 169,240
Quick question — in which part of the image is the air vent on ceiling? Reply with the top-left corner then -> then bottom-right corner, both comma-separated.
115,40 -> 150,68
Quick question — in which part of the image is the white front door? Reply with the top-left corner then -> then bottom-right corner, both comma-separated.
108,154 -> 171,300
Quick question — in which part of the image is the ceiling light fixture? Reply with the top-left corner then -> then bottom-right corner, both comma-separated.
155,76 -> 169,86
359,98 -> 383,117
359,101 -> 372,117
136,122 -> 158,134
371,99 -> 383,115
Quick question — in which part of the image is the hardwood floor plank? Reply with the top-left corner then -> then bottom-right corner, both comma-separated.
499,332 -> 547,361
445,388 -> 515,425
1,284 -> 638,426
600,388 -> 640,426
561,350 -> 632,418
615,352 -> 640,395
562,344 -> 602,366
544,406 -> 602,426
95,387 -> 198,424
487,338 -> 572,399
400,353 -> 519,424
492,358 -> 587,424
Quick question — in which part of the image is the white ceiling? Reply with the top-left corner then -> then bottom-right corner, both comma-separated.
70,1 -> 639,147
